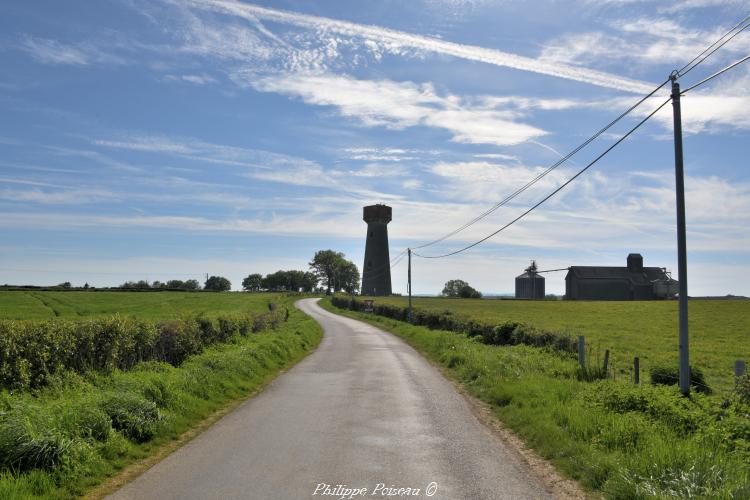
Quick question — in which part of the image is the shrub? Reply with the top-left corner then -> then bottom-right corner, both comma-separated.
650,363 -> 711,394
0,417 -> 77,471
0,303 -> 283,391
100,393 -> 162,443
333,298 -> 577,354
735,373 -> 750,405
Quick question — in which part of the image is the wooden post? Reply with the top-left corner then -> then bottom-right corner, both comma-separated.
736,360 -> 747,377
578,336 -> 585,369
634,357 -> 640,384
603,349 -> 610,375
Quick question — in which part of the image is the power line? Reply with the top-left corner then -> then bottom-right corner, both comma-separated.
410,78 -> 670,250
409,12 -> 750,257
412,97 -> 672,259
681,52 -> 750,94
677,14 -> 750,78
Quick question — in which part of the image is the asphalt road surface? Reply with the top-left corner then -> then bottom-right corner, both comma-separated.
109,298 -> 551,500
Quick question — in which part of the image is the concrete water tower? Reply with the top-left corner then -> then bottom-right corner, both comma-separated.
361,204 -> 392,296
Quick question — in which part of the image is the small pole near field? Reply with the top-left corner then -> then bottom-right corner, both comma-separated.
736,360 -> 747,377
670,72 -> 691,396
603,349 -> 610,375
407,248 -> 413,323
634,357 -> 640,384
578,336 -> 585,369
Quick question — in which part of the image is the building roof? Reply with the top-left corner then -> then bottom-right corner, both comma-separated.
566,266 -> 670,285
516,271 -> 545,279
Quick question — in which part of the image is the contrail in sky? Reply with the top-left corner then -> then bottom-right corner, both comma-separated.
185,0 -> 656,94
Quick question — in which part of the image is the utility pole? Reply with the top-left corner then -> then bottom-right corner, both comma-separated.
671,72 -> 690,396
407,248 -> 413,323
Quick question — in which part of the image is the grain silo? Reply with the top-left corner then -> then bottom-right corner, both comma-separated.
515,261 -> 545,299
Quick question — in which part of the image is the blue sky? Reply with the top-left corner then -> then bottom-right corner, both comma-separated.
0,0 -> 748,295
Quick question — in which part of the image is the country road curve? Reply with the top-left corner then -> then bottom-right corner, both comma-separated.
109,298 -> 552,500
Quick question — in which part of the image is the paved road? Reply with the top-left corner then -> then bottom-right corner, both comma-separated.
110,298 -> 551,500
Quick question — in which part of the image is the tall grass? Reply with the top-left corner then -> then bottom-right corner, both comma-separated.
325,299 -> 750,498
0,299 -> 322,499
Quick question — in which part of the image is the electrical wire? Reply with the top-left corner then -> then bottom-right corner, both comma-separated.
677,14 -> 750,78
409,12 -> 750,257
681,52 -> 750,94
412,97 -> 672,259
410,78 -> 670,250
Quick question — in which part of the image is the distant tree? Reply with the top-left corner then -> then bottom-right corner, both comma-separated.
135,280 -> 151,289
442,279 -> 482,299
204,276 -> 231,291
183,279 -> 201,290
262,271 -> 289,292
83,282 -> 89,289
309,250 -> 344,295
309,250 -> 357,294
152,280 -> 166,289
242,273 -> 264,292
120,281 -> 137,289
166,280 -> 183,289
336,260 -> 360,294
58,282 -> 72,289
301,272 -> 318,293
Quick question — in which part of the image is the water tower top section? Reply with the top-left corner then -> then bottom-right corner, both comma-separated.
363,204 -> 392,224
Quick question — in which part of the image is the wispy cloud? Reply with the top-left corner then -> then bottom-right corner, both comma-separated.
180,0 -> 654,93
247,73 -> 548,146
19,35 -> 127,66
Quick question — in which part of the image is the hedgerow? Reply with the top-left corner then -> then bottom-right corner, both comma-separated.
331,296 -> 576,353
0,307 -> 285,390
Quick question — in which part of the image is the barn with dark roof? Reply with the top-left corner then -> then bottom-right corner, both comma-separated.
565,253 -> 678,300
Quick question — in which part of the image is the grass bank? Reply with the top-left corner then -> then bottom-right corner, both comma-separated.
358,296 -> 750,394
0,298 -> 322,499
323,298 -> 750,499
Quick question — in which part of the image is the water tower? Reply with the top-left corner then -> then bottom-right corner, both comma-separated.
361,204 -> 392,296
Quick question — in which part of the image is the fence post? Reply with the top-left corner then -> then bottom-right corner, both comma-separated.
634,357 -> 640,385
578,336 -> 585,369
603,349 -> 610,375
736,360 -> 747,377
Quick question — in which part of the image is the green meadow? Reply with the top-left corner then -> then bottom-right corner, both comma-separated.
0,291 -> 272,320
0,292 -> 322,498
363,296 -> 750,394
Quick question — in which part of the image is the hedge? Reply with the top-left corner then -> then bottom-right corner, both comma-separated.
0,307 -> 286,390
331,297 -> 576,353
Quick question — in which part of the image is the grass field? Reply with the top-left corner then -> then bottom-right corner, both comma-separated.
364,296 -> 750,394
0,293 -> 323,498
324,299 -> 750,498
0,291 -> 274,320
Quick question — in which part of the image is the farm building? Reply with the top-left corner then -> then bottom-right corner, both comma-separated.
565,253 -> 678,300
515,261 -> 545,299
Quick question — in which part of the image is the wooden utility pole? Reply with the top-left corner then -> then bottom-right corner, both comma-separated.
671,73 -> 690,396
407,248 -> 413,323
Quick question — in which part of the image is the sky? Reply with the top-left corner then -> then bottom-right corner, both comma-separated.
0,0 -> 748,295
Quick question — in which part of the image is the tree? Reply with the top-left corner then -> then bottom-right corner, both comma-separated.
58,282 -> 72,289
183,279 -> 201,290
166,279 -> 184,289
242,273 -> 263,292
301,272 -> 318,293
309,250 -> 345,295
262,271 -> 289,292
204,276 -> 231,291
135,280 -> 151,289
336,260 -> 360,294
441,279 -> 482,298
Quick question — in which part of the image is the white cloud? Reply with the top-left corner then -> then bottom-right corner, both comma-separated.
180,0 -> 654,93
247,73 -> 548,146
19,35 -> 126,66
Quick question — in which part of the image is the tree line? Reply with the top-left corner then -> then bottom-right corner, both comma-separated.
243,250 -> 360,294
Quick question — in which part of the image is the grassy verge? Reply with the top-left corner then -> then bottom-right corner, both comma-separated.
0,298 -> 322,499
322,298 -> 750,499
357,296 -> 750,394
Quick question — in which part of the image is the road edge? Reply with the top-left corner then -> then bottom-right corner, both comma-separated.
84,298 -> 324,499
317,298 -> 593,500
